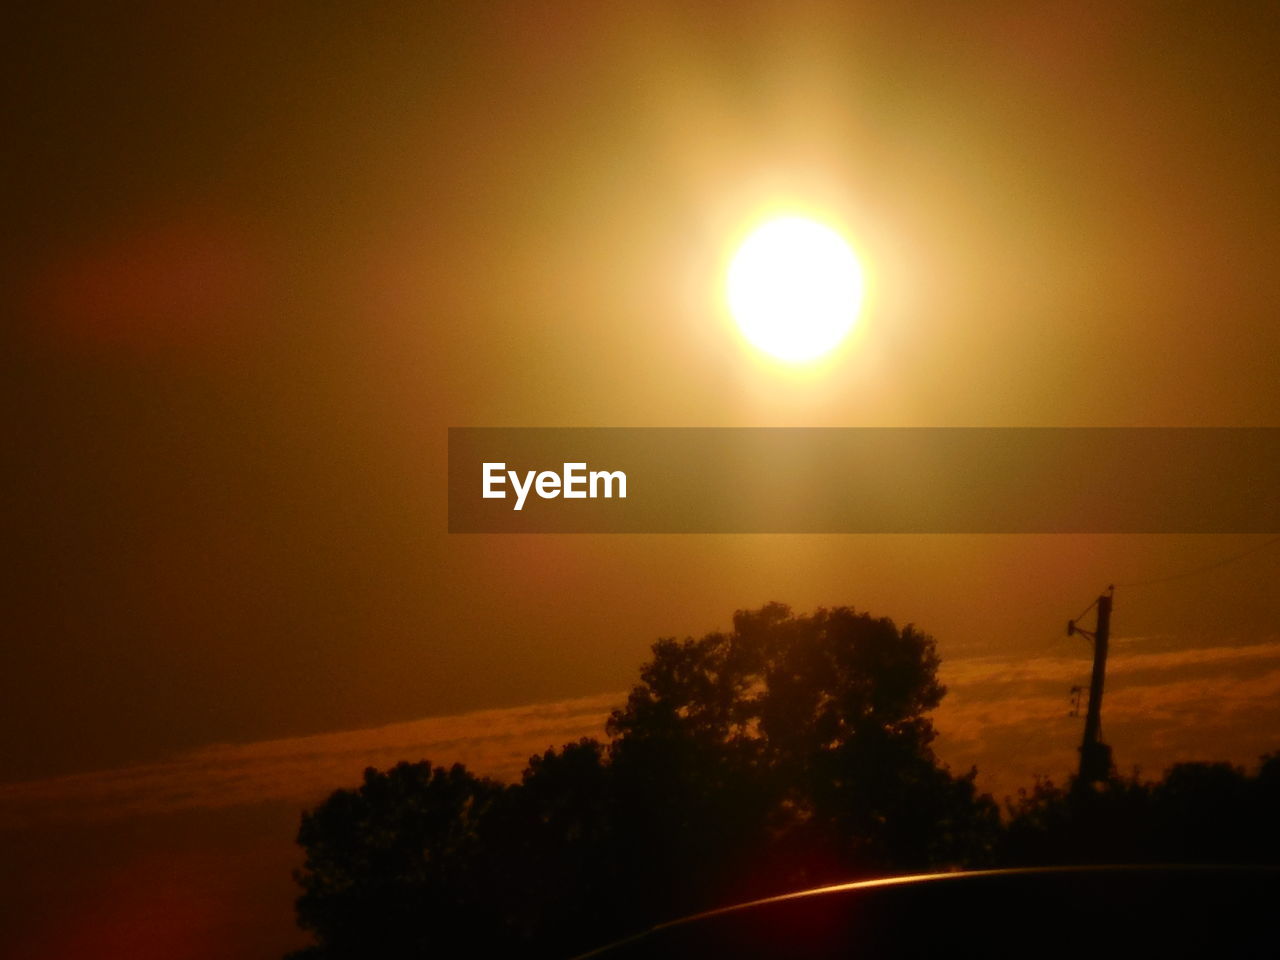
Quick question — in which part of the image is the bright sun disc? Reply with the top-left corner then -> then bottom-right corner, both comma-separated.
727,216 -> 864,363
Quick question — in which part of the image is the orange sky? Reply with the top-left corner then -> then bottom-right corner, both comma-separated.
4,2 -> 1280,957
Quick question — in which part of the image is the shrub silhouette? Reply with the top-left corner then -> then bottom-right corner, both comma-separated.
1000,755 -> 1280,867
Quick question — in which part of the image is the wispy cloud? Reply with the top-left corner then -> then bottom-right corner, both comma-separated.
4,640 -> 1278,827
934,639 -> 1280,799
0,694 -> 618,828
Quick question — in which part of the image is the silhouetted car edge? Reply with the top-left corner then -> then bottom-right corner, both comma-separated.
572,864 -> 1280,959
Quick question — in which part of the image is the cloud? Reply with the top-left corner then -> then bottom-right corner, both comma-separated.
0,694 -> 618,828
934,639 -> 1280,799
4,639 -> 1278,828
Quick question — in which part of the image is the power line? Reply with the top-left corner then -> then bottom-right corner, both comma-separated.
1115,534 -> 1280,589
1072,594 -> 1101,623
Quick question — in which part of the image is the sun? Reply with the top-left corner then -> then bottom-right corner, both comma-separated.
726,216 -> 864,363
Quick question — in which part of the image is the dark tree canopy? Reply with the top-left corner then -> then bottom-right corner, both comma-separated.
290,762 -> 510,958
285,604 -> 1002,958
1001,754 -> 1280,867
605,603 -> 992,903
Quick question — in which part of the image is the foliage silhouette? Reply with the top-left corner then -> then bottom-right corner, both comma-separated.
602,603 -> 997,915
288,603 -> 996,957
1000,753 -> 1280,867
289,761 -> 511,958
287,603 -> 1278,958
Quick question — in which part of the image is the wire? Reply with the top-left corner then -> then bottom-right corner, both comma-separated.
1115,534 -> 1280,589
1065,535 -> 1279,639
1072,595 -> 1099,623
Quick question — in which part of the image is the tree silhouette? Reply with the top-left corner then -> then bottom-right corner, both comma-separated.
289,761 -> 511,958
287,603 -> 998,957
1000,754 -> 1280,867
605,603 -> 996,915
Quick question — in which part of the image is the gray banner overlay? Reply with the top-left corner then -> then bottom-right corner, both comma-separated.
448,428 -> 1280,533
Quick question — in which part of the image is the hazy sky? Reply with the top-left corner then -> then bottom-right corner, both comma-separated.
3,4 -> 1280,955
7,0 -> 1279,782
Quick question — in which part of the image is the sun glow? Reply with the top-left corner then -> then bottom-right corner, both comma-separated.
727,216 -> 864,363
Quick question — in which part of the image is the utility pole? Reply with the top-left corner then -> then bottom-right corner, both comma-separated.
1068,587 -> 1114,786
